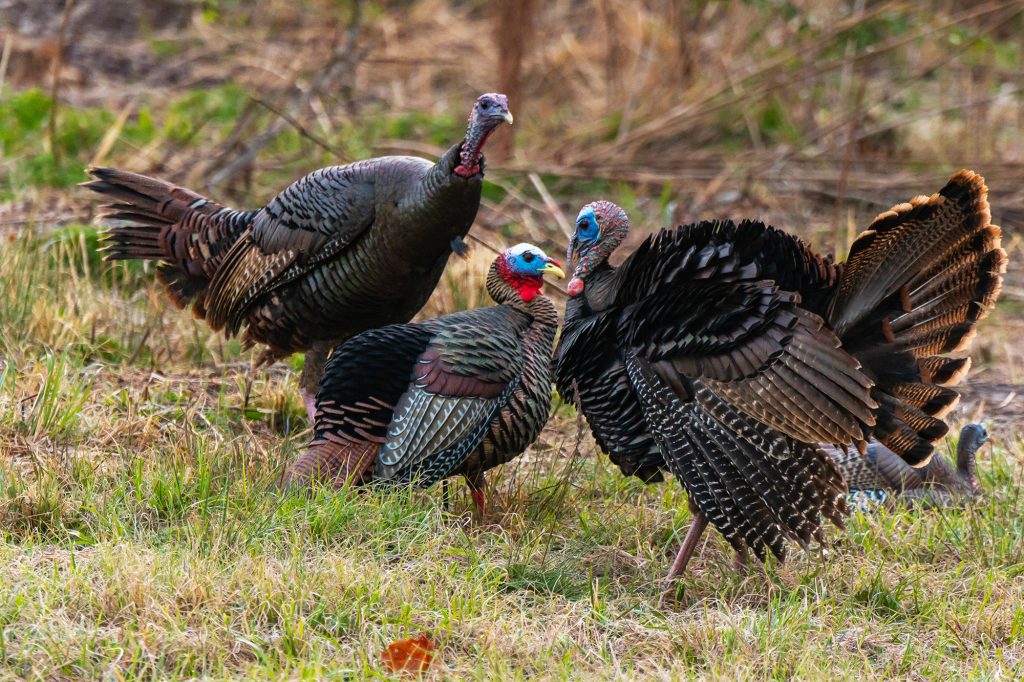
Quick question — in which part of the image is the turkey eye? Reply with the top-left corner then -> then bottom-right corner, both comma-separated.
522,252 -> 535,263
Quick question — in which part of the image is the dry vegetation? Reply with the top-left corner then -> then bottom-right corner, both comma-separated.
1,0 -> 1024,679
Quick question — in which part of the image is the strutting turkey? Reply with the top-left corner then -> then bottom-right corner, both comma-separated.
282,243 -> 564,513
553,170 -> 1005,581
83,93 -> 513,424
824,423 -> 988,510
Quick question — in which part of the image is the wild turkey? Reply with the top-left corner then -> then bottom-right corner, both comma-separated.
283,243 -> 564,513
824,423 -> 988,510
553,170 -> 1005,581
83,93 -> 513,423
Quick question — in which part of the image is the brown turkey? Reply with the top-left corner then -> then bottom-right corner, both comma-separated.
283,243 -> 564,514
553,170 -> 1005,583
83,93 -> 513,423
824,423 -> 988,510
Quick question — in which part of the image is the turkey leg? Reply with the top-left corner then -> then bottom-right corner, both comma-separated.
300,392 -> 317,425
470,488 -> 487,516
466,470 -> 487,516
299,344 -> 331,426
665,511 -> 709,582
733,547 -> 749,574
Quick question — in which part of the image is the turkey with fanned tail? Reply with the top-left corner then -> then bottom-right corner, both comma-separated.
82,93 -> 513,424
283,243 -> 564,514
553,170 -> 1005,582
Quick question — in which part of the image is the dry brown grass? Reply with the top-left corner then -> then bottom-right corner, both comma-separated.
1,1 -> 1023,679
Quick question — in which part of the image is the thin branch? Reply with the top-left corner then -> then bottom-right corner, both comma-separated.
528,172 -> 573,239
0,32 -> 13,89
251,97 -> 343,158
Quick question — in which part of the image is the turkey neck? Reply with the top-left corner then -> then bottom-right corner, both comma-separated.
515,291 -> 559,437
520,294 -> 559,343
485,263 -> 556,320
922,437 -> 979,495
393,142 -> 483,264
482,269 -> 559,464
565,263 -> 618,321
956,430 -> 982,491
484,261 -> 559,385
510,292 -> 558,397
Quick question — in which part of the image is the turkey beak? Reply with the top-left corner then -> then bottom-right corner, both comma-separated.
540,260 -> 566,279
566,235 -> 581,272
502,110 -> 514,125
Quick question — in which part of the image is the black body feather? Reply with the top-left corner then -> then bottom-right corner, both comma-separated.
555,171 -> 1004,563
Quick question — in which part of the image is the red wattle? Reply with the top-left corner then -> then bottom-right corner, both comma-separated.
567,277 -> 585,296
517,280 -> 542,302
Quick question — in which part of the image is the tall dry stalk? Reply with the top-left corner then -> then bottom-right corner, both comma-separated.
492,0 -> 537,161
46,0 -> 76,166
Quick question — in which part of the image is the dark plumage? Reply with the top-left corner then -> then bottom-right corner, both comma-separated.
824,423 -> 988,510
283,244 -> 564,512
553,170 -> 1005,580
83,93 -> 514,422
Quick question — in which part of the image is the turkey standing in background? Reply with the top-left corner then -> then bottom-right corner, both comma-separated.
824,423 -> 988,510
553,170 -> 1005,582
83,93 -> 513,423
283,244 -> 564,514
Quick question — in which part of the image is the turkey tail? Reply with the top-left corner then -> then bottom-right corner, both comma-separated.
828,170 -> 1006,465
82,166 -> 254,315
282,436 -> 378,489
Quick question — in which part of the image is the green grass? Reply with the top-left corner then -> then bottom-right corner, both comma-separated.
2,1 -> 1023,674
0,84 -> 463,206
1,223 -> 1022,680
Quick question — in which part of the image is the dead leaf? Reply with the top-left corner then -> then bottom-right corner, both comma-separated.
381,634 -> 436,675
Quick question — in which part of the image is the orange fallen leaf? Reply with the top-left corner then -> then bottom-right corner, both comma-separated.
381,634 -> 436,675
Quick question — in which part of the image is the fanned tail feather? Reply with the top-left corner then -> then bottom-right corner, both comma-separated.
829,170 -> 1006,465
82,166 -> 254,317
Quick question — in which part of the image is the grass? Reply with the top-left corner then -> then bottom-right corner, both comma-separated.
1,218 -> 1023,680
2,0 -> 1023,677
